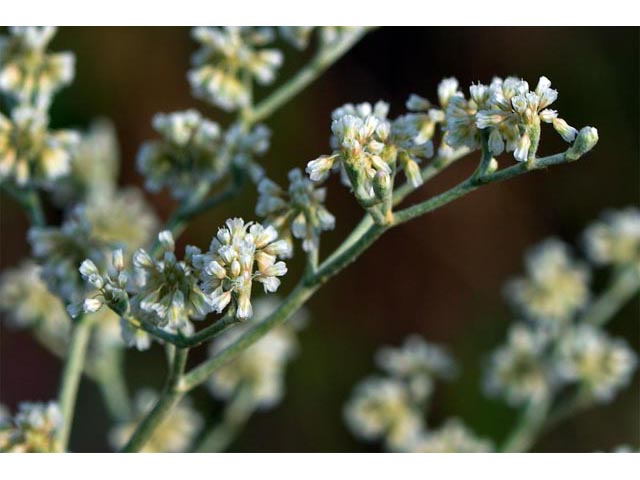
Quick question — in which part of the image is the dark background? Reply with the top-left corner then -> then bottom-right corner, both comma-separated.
1,27 -> 638,452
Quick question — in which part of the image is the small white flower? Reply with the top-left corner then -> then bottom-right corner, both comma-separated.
0,401 -> 63,452
409,419 -> 494,453
582,207 -> 640,268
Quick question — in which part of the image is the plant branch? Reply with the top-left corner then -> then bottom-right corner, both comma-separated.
56,315 -> 93,451
580,266 -> 640,326
121,346 -> 189,452
501,395 -> 552,452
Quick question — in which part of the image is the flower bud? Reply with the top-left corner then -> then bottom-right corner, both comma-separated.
373,171 -> 392,200
566,127 -> 599,160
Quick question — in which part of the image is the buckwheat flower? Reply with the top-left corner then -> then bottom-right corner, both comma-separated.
28,207 -> 106,303
505,238 -> 591,327
484,324 -> 554,407
133,231 -> 211,333
71,249 -> 130,317
109,390 -> 202,453
256,168 -> 335,255
195,218 -> 289,320
410,419 -> 494,453
477,76 -> 577,161
220,122 -> 271,183
566,126 -> 599,160
0,26 -> 74,108
308,101 -> 393,203
208,297 -> 305,409
582,207 -> 640,269
556,325 -> 637,403
279,26 -> 315,50
0,261 -> 70,345
119,298 -> 153,351
390,114 -> 435,187
344,376 -> 423,451
444,81 -> 493,152
189,27 -> 283,111
0,401 -> 63,453
0,105 -> 79,187
51,118 -> 120,206
137,109 -> 224,199
375,335 -> 456,402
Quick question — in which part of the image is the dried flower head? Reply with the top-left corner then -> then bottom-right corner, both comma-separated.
189,27 -> 282,111
194,218 -> 289,320
256,168 -> 335,255
505,238 -> 591,327
0,105 -> 79,187
109,390 -> 202,453
0,401 -> 62,453
0,26 -> 74,108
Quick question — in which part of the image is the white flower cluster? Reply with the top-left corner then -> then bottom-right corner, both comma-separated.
137,110 -> 270,198
446,76 -> 584,162
344,335 -> 479,452
583,207 -> 640,270
208,297 -> 307,409
0,26 -> 74,108
137,110 -> 223,199
486,225 -> 638,408
0,105 -> 80,187
72,219 -> 290,349
308,100 -> 433,207
194,219 -> 290,320
109,389 -> 202,453
256,168 -> 335,255
505,238 -> 591,327
189,27 -> 282,111
0,27 -> 80,190
0,401 -> 63,453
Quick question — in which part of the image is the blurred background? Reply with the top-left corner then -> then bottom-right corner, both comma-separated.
1,26 -> 638,452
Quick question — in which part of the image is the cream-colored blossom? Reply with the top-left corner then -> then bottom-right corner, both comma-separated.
583,207 -> 640,269
409,419 -> 494,453
0,401 -> 62,453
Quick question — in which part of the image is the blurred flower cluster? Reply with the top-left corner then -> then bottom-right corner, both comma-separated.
344,335 -> 492,452
486,208 -> 639,408
0,401 -> 62,452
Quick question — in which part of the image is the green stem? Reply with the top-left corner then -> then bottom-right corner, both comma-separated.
121,347 -> 189,452
195,385 -> 256,452
247,29 -> 372,125
580,266 -> 640,326
56,315 -> 93,451
1,183 -> 46,227
501,396 -> 552,452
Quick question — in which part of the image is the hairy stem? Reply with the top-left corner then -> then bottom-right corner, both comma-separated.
56,315 -> 93,450
121,347 -> 189,452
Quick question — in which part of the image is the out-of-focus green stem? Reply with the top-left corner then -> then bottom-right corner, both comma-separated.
195,385 -> 256,452
121,347 -> 189,452
501,396 -> 552,452
581,266 -> 640,326
56,315 -> 93,451
95,348 -> 132,421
